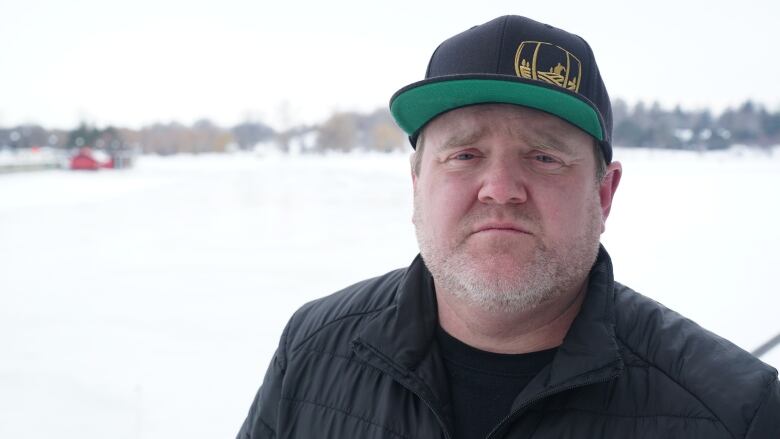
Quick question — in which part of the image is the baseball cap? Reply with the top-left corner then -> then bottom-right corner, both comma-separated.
389,15 -> 613,163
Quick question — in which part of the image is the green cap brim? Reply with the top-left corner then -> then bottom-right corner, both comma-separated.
390,77 -> 605,144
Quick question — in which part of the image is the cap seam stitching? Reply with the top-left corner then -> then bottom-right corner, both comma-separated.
495,16 -> 510,74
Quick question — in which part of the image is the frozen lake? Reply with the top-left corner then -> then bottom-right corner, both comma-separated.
1,148 -> 778,438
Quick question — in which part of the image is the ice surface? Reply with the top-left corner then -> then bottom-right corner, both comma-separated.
1,148 -> 778,438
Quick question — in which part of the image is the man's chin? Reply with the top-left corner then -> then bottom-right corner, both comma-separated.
464,246 -> 539,269
453,254 -> 541,282
445,266 -> 555,313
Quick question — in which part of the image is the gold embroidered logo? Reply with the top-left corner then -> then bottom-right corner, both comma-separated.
514,41 -> 582,92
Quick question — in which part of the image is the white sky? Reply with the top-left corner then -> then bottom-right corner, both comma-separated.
1,0 -> 778,130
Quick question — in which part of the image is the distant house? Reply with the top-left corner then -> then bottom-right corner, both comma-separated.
70,147 -> 112,170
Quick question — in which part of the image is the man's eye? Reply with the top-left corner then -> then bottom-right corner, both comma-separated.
534,154 -> 558,163
529,153 -> 565,170
453,153 -> 476,160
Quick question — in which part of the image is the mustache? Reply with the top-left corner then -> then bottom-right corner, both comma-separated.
462,206 -> 541,232
411,192 -> 540,233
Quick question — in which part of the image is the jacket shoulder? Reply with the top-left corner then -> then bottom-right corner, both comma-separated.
613,282 -> 778,438
283,267 -> 406,352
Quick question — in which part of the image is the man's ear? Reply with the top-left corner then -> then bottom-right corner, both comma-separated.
598,161 -> 622,232
410,152 -> 418,224
410,152 -> 418,189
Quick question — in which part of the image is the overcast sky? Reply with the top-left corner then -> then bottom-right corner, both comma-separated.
1,0 -> 778,130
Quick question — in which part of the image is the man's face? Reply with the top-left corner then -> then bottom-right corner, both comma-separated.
412,104 -> 620,313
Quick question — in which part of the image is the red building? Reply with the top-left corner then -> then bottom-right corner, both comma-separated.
69,148 -> 113,170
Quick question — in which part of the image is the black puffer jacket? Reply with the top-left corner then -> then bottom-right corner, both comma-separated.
238,248 -> 780,438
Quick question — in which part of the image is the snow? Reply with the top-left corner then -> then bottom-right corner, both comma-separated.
1,148 -> 779,438
0,147 -> 62,170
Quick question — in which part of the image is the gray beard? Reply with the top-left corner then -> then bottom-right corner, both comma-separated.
413,192 -> 602,314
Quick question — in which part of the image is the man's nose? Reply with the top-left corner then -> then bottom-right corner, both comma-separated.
476,159 -> 528,205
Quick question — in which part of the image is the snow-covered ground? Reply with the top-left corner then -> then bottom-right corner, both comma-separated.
0,147 -> 63,172
1,148 -> 778,438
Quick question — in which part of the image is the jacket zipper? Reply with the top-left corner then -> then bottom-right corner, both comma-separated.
403,381 -> 453,439
485,369 -> 621,439
353,341 -> 454,439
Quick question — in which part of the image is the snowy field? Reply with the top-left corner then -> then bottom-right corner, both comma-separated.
1,148 -> 779,438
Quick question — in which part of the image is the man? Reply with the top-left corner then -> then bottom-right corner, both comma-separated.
238,15 -> 780,438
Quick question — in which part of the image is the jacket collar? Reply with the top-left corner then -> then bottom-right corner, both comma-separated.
356,253 -> 439,370
351,254 -> 453,422
543,246 -> 623,388
353,246 -> 624,412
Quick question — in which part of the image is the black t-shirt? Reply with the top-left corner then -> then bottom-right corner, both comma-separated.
436,326 -> 557,439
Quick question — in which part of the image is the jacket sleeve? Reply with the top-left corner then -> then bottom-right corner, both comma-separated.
236,322 -> 291,439
745,376 -> 780,438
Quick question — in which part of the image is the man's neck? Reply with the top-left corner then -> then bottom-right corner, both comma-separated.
435,281 -> 588,354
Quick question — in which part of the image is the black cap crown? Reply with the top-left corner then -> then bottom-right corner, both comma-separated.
390,15 -> 613,162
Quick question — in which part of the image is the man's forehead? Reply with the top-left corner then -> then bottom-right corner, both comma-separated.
426,104 -> 587,153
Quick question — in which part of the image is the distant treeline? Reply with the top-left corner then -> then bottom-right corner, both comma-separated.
1,100 -> 778,154
612,99 -> 780,150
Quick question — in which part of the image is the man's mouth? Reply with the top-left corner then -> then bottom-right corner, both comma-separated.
473,222 -> 532,235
